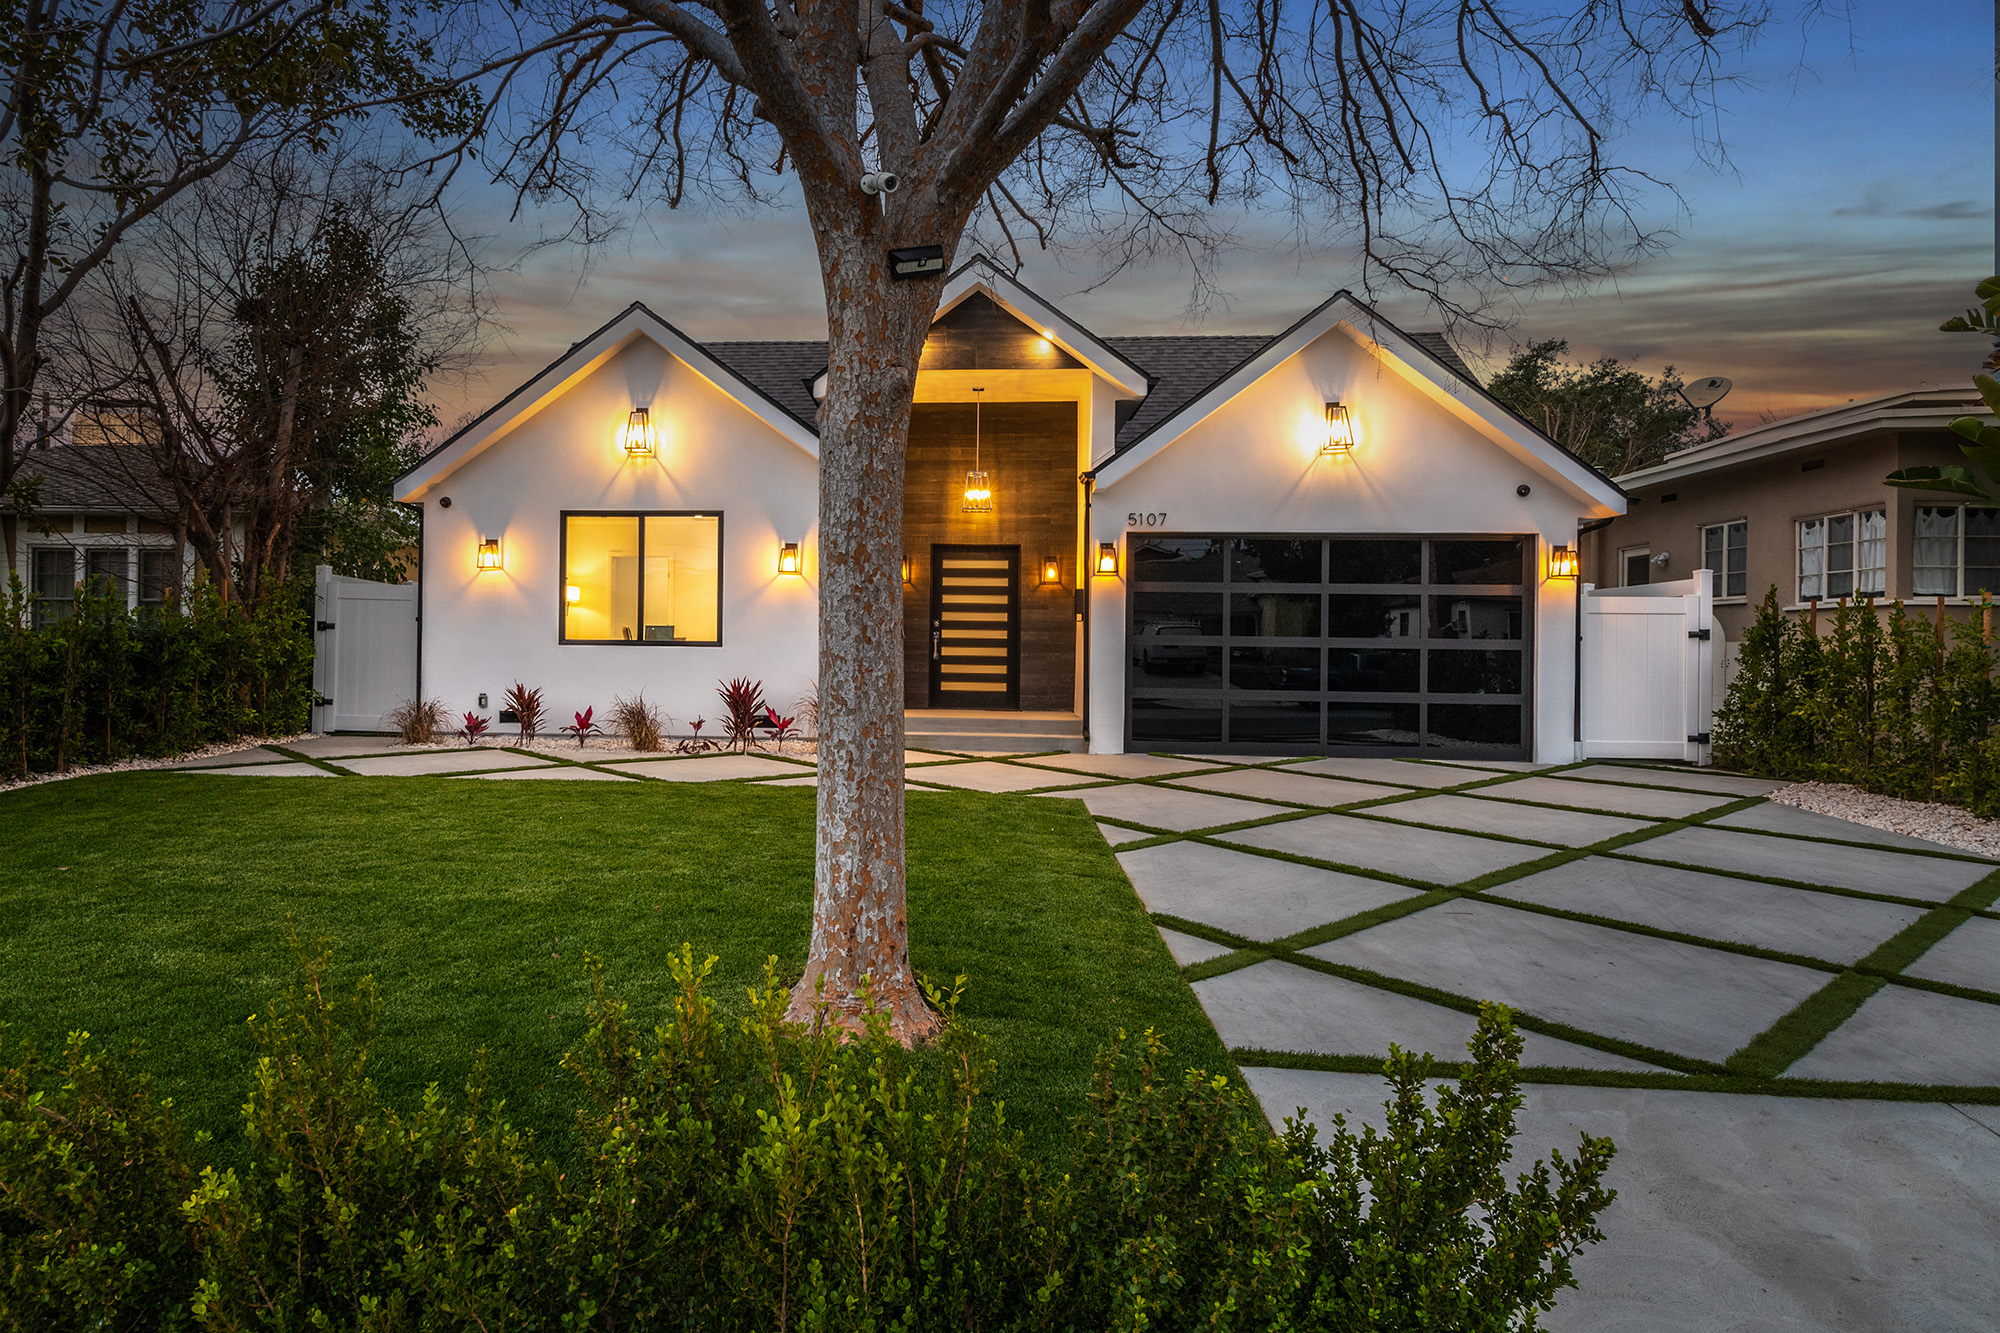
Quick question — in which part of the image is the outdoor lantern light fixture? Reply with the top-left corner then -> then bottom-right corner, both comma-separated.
963,388 -> 994,512
1039,555 -> 1062,586
619,406 -> 658,457
1322,401 -> 1355,456
476,537 -> 502,572
1096,542 -> 1119,576
1548,544 -> 1579,579
900,554 -> 913,584
564,583 -> 582,605
777,542 -> 802,575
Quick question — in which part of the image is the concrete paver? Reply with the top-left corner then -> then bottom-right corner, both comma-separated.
1903,916 -> 2000,993
333,749 -> 554,776
907,761 -> 1097,792
1278,757 -> 1473,788
1095,821 -> 1153,846
1167,768 -> 1391,807
280,735 -> 404,757
1634,826 -> 1992,901
1305,899 -> 1828,1062
1372,794 -> 1651,848
1488,857 -> 1925,965
1562,764 -> 1785,797
1035,783 -> 1277,831
1476,774 -> 1731,821
1014,753 -> 1226,779
1787,984 -> 2000,1085
1118,840 -> 1418,940
614,755 -> 811,782
1220,813 -> 1548,883
180,761 -> 335,777
1241,1071 -> 2000,1333
1422,759 -> 1560,773
454,766 -> 636,781
1157,927 -> 1234,966
166,747 -> 295,768
1712,801 -> 1979,855
1196,962 -> 1659,1071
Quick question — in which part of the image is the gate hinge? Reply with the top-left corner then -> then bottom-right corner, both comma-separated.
316,620 -> 336,632
1687,732 -> 1711,744
314,693 -> 333,707
1688,627 -> 1711,640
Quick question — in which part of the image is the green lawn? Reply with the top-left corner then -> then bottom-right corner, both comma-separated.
0,771 -> 1227,1153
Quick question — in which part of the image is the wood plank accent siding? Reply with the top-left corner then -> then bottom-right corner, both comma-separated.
904,401 -> 1078,710
919,294 -> 1084,371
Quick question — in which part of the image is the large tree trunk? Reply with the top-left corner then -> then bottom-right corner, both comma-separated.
786,235 -> 947,1043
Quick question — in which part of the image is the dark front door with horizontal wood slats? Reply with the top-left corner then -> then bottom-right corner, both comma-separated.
929,545 -> 1020,708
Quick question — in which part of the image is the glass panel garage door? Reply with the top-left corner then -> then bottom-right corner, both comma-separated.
1126,535 -> 1531,756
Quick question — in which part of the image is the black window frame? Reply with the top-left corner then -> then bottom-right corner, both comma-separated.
556,509 -> 726,647
1124,532 -> 1534,758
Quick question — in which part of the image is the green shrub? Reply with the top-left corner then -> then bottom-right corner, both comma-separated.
1715,588 -> 2000,814
0,577 -> 311,777
1,946 -> 1616,1331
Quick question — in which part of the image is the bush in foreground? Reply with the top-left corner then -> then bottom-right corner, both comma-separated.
1,946 -> 1614,1331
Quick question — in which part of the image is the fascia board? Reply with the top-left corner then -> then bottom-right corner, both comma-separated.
395,307 -> 820,501
1616,397 -> 1992,489
1092,295 -> 1625,516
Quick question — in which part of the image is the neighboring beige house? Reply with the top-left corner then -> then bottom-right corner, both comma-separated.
1583,387 -> 1998,640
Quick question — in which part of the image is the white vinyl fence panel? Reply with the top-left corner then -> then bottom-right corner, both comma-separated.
1578,573 -> 1715,764
312,566 -> 418,733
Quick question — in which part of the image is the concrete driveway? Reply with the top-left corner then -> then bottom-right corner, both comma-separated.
177,742 -> 2000,1329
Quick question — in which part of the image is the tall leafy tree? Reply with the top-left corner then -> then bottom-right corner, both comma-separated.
1486,339 -> 1728,476
465,0 -> 1818,1040
0,0 -> 476,570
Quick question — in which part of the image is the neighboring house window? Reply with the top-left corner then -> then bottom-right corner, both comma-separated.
138,550 -> 177,606
84,548 -> 129,596
560,511 -> 722,644
1797,509 -> 1885,601
1702,521 -> 1748,600
31,549 -> 74,627
1619,545 -> 1650,587
1913,505 -> 2000,598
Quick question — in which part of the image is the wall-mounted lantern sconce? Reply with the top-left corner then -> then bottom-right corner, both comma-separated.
777,542 -> 802,576
476,537 -> 502,572
1039,555 -> 1062,586
900,554 -> 913,585
1095,542 -> 1119,576
619,406 -> 658,457
564,583 -> 582,605
1548,544 -> 1578,579
1322,401 -> 1355,456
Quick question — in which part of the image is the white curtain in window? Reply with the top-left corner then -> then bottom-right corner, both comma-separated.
1797,517 -> 1825,600
1913,506 -> 1959,597
1857,509 -> 1886,596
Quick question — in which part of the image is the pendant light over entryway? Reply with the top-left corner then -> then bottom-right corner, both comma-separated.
962,387 -> 993,512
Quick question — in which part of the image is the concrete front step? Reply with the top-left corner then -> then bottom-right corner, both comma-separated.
907,730 -> 1088,754
904,710 -> 1083,735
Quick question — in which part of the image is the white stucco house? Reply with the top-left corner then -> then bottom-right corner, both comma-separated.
394,256 -> 1625,759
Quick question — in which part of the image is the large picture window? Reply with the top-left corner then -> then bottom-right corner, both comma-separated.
561,511 -> 722,644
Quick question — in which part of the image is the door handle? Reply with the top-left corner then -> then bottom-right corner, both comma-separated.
931,621 -> 941,661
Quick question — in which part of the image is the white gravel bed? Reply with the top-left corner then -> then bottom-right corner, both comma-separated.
1771,781 -> 2000,859
0,733 -> 316,795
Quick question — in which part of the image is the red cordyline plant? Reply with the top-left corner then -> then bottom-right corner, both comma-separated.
561,707 -> 602,747
764,706 -> 798,745
717,679 -> 766,753
457,712 -> 490,745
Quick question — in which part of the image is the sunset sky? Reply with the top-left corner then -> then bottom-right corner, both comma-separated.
446,2 -> 1993,434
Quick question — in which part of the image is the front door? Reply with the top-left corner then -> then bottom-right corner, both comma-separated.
928,545 -> 1020,708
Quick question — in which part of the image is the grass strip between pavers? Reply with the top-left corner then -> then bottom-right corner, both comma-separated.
1231,1049 -> 2000,1104
1723,970 -> 1887,1078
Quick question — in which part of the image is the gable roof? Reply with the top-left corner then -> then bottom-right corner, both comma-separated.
395,302 -> 821,500
4,445 -> 177,517
1088,289 -> 1625,514
1613,385 -> 1989,488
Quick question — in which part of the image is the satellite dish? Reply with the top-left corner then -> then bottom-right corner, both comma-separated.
1680,376 -> 1732,411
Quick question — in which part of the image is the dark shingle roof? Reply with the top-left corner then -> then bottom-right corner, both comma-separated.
1405,332 -> 1480,387
4,446 -> 176,516
703,341 -> 828,428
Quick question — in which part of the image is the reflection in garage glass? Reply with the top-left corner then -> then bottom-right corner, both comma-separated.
1328,539 -> 1422,584
1327,593 -> 1422,638
1229,538 -> 1322,583
1231,592 -> 1320,636
1131,537 -> 1224,581
1229,646 -> 1321,690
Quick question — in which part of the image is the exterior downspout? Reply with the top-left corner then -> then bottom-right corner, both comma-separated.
414,501 -> 425,728
1079,470 -> 1095,745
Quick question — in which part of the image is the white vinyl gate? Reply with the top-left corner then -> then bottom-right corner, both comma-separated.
1578,572 -> 1716,764
312,566 -> 418,733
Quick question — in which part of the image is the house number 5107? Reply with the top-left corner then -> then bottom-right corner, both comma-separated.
1127,511 -> 1167,527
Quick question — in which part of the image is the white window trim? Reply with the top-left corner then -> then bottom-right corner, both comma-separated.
1701,518 -> 1750,603
1796,507 -> 1885,603
1910,502 -> 2000,600
1618,544 -> 1650,588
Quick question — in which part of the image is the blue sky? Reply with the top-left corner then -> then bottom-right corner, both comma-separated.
454,2 -> 1993,432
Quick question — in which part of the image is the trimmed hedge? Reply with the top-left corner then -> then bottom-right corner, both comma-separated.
1,945 -> 1617,1332
0,577 -> 312,777
1715,588 -> 2000,815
